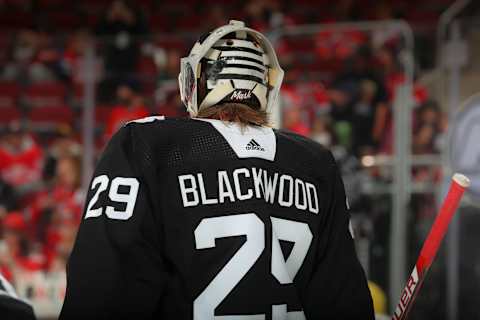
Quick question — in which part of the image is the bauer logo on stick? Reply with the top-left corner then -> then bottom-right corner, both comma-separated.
392,267 -> 419,320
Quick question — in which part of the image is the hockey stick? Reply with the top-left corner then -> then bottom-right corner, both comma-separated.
391,173 -> 470,320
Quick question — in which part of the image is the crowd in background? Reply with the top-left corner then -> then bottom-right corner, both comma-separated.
0,0 -> 451,315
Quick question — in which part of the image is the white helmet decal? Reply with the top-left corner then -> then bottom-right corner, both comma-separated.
178,20 -> 284,116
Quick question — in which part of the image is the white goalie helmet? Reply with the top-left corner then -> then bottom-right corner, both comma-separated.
178,20 -> 284,116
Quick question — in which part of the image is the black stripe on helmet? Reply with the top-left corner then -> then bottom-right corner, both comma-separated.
224,64 -> 265,73
215,74 -> 265,83
213,46 -> 263,56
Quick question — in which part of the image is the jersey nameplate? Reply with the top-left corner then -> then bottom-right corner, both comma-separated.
196,118 -> 276,161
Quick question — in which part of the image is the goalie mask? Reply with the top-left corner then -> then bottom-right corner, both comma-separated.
179,20 -> 284,116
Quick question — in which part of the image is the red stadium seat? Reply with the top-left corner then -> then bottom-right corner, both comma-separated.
0,106 -> 21,125
24,82 -> 67,108
155,38 -> 186,52
47,12 -> 82,30
0,82 -> 20,108
29,105 -> 73,127
176,15 -> 201,31
0,12 -> 34,29
150,14 -> 169,32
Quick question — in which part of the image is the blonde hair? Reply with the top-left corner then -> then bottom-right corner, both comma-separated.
196,103 -> 270,127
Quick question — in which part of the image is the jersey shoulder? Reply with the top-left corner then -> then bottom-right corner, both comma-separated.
121,116 -> 236,167
275,129 -> 335,165
124,116 -> 210,138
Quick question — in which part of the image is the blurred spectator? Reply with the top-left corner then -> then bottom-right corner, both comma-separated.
31,155 -> 83,225
1,29 -> 38,83
351,80 -> 379,154
96,0 -> 150,102
329,82 -> 354,123
105,83 -> 150,138
0,123 -> 43,194
334,46 -> 390,151
2,27 -> 62,84
0,212 -> 42,279
29,29 -> 61,83
48,129 -> 82,161
28,154 -> 82,269
415,100 -> 441,129
413,124 -> 436,155
310,115 -> 335,147
375,46 -> 402,100
0,179 -> 18,218
243,0 -> 281,31
156,48 -> 180,83
283,105 -> 310,137
414,100 -> 445,155
412,119 -> 442,183
61,28 -> 94,84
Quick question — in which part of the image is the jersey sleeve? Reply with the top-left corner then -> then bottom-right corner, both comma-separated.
60,125 -> 165,319
0,273 -> 36,320
304,152 -> 374,319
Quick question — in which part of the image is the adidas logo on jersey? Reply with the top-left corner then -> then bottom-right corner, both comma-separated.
231,90 -> 252,100
245,139 -> 265,151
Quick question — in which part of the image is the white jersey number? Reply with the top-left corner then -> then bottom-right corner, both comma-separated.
85,175 -> 139,220
194,213 -> 312,320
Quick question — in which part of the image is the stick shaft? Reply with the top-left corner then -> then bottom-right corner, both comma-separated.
391,174 -> 469,320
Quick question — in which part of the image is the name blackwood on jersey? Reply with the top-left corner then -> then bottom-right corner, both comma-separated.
178,168 -> 319,214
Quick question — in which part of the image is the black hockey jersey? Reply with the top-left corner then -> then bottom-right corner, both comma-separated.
60,117 -> 374,320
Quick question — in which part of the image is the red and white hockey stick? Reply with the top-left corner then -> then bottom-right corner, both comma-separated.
391,173 -> 470,320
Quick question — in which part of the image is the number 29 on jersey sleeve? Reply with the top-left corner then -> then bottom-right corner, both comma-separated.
84,175 -> 140,220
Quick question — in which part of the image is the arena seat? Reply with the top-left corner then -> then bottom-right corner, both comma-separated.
0,106 -> 21,126
28,105 -> 73,128
47,12 -> 82,30
0,82 -> 19,108
149,14 -> 169,31
24,82 -> 67,108
0,12 -> 34,29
